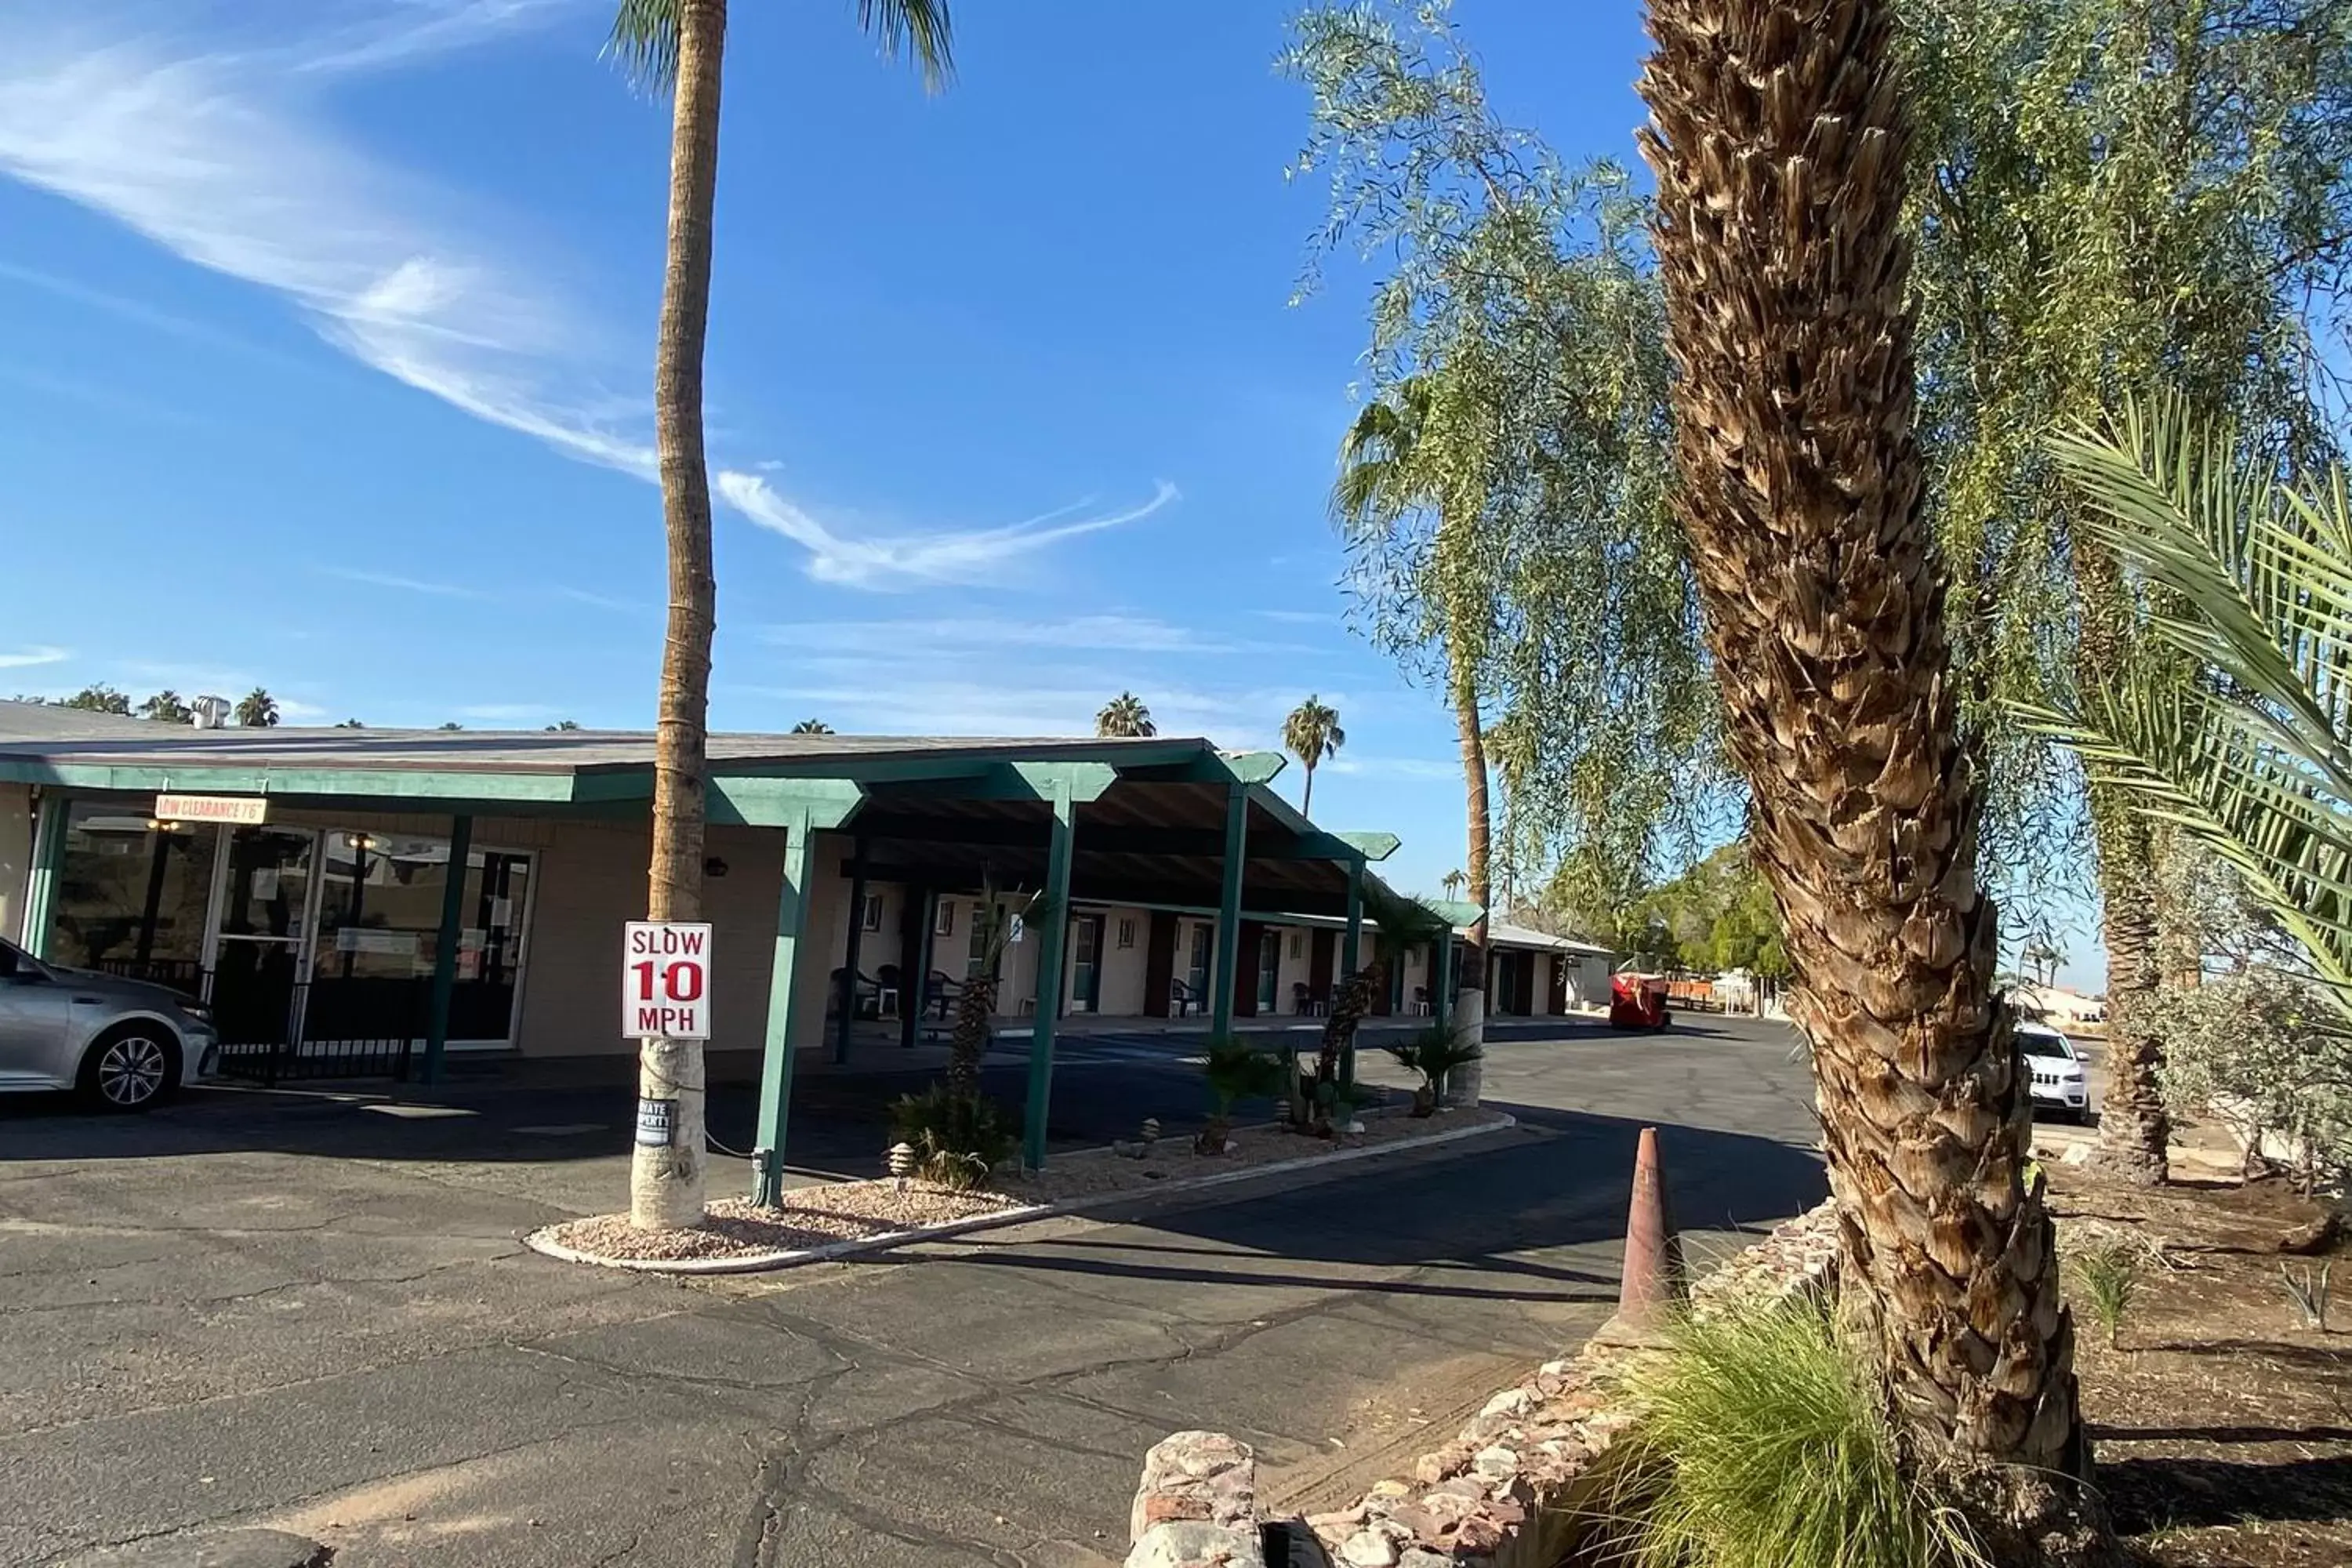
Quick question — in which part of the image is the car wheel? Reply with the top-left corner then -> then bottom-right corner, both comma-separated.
78,1026 -> 180,1112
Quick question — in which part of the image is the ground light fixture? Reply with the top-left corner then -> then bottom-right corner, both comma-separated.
887,1141 -> 916,1192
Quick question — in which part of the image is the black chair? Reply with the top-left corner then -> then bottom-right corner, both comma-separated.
1291,981 -> 1323,1017
927,970 -> 961,1020
1170,978 -> 1205,1017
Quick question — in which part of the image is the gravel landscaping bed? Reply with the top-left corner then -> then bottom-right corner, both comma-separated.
533,1105 -> 1514,1268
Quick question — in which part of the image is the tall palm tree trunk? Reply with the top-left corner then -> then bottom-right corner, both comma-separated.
1451,659 -> 1491,983
1639,0 -> 2083,1479
630,0 -> 724,1232
2077,547 -> 2171,1183
1302,764 -> 1317,816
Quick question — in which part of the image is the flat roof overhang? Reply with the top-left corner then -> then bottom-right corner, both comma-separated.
0,726 -> 1422,920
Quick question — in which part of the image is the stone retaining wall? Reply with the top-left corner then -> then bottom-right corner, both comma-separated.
1123,1201 -> 1840,1568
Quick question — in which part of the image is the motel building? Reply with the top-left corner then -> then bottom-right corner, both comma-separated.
0,702 -> 1611,1171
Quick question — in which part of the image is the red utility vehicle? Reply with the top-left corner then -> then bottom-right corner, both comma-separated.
1609,971 -> 1674,1032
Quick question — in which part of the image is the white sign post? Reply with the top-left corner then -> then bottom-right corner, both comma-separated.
622,922 -> 713,1041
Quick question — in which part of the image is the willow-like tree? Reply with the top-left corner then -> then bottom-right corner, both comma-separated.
608,0 -> 953,1230
1288,4 -> 1726,993
1642,0 -> 2085,1509
1899,0 -> 2352,1184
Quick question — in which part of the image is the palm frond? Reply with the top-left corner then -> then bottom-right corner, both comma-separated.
855,0 -> 955,93
606,0 -> 679,93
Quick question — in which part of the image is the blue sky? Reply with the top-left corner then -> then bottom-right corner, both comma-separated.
0,0 -> 2106,985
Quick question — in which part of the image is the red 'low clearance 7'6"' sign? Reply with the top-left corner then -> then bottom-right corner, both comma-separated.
623,922 -> 713,1040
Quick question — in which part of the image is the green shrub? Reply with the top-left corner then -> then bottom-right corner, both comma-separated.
2284,1261 -> 2333,1330
1383,1028 -> 1483,1112
1200,1037 -> 1287,1115
2070,1238 -> 2144,1350
1605,1306 -> 1986,1568
890,1084 -> 1018,1189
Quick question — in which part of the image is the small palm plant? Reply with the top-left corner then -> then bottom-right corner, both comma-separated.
1385,1028 -> 1484,1117
1198,1037 -> 1286,1154
2070,1237 -> 2146,1351
946,875 -> 1044,1098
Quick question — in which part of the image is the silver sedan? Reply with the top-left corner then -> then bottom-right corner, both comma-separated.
0,938 -> 220,1109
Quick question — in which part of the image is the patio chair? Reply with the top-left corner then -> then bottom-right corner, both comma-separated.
926,971 -> 960,1020
1170,978 -> 1205,1017
1411,985 -> 1432,1016
1291,981 -> 1324,1017
873,963 -> 902,1019
827,967 -> 883,1019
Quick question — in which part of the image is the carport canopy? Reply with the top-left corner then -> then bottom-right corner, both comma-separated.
0,715 -> 1430,1189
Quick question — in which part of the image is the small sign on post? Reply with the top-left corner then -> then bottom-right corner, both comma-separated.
622,921 -> 713,1040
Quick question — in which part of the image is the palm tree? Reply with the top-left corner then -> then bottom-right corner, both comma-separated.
1439,869 -> 1466,899
1282,695 -> 1345,815
608,0 -> 953,1231
139,691 -> 192,724
1640,0 -> 2081,1482
1336,372 -> 1496,981
546,719 -> 583,732
234,688 -> 280,728
2029,397 -> 2352,1014
1095,691 -> 1155,738
790,718 -> 834,735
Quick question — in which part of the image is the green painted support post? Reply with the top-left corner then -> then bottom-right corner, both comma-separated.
1022,782 -> 1076,1171
909,889 -> 939,1041
834,842 -> 869,1065
1340,856 -> 1364,1088
897,884 -> 927,1050
1208,783 -> 1246,1037
753,811 -> 819,1205
22,793 -> 67,958
422,813 -> 472,1085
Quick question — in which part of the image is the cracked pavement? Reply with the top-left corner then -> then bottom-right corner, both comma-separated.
0,1018 -> 1823,1567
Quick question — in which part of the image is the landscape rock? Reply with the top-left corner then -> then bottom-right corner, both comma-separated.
1131,1432 -> 1258,1545
1339,1529 -> 1400,1567
1127,1521 -> 1264,1568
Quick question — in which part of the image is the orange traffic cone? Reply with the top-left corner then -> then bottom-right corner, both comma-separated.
1593,1125 -> 1686,1347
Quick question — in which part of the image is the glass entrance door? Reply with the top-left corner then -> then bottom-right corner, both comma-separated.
208,827 -> 318,1046
1067,915 -> 1102,1014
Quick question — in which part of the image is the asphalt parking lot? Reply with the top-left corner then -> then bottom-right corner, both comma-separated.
2,1015 -> 1824,1568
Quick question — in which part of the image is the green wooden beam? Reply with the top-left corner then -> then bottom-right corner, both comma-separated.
833,814 -> 1375,862
421,813 -> 472,1085
752,808 -> 822,1205
22,792 -> 67,959
1340,858 -> 1364,1090
1022,781 -> 1077,1171
1334,831 -> 1401,862
708,777 -> 863,829
1209,783 -> 1246,1037
0,760 -> 578,805
858,761 -> 1117,806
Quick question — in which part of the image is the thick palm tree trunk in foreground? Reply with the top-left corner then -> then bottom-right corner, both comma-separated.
630,0 -> 724,1232
1639,0 -> 2082,1477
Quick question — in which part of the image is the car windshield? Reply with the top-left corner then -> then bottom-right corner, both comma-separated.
2019,1029 -> 2071,1060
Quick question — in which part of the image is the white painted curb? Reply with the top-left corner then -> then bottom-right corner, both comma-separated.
522,1111 -> 1517,1276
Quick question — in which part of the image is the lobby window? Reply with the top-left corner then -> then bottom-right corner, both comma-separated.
1116,917 -> 1135,950
862,892 -> 884,931
1289,930 -> 1304,960
44,804 -> 210,986
934,900 -> 956,938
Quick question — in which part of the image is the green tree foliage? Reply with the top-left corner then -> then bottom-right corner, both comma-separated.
138,691 -> 191,724
1282,695 -> 1345,814
1284,3 -> 1726,911
58,685 -> 131,716
2154,968 -> 2352,1192
1095,691 -> 1155,739
1580,841 -> 1788,979
789,718 -> 833,735
234,688 -> 279,728
1287,0 -> 2352,917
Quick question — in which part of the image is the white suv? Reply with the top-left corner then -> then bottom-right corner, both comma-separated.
2018,1022 -> 2089,1122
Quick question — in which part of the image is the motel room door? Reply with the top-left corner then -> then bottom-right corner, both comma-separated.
204,826 -> 321,1047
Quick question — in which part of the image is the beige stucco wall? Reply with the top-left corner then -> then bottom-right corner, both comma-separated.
1077,904 -> 1150,1016
518,817 -> 789,1058
0,783 -> 31,946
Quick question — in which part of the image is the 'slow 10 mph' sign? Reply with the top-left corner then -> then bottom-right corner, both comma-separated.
623,922 -> 712,1040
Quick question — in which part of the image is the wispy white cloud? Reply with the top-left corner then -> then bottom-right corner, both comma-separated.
0,4 -> 1170,588
1256,608 -> 1342,626
0,645 -> 70,670
717,474 -> 1179,588
758,611 -> 1312,658
552,586 -> 649,615
1324,755 -> 1461,782
321,566 -> 485,598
